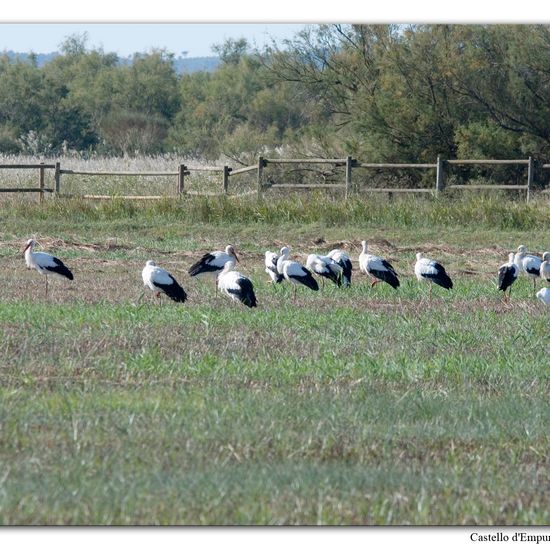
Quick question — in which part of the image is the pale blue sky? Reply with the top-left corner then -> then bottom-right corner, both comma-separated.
0,23 -> 309,57
1,1 -> 547,62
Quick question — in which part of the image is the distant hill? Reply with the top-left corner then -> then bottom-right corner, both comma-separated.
174,56 -> 219,73
1,50 -> 220,74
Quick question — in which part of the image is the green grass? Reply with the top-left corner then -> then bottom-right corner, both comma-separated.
2,190 -> 550,231
0,194 -> 549,524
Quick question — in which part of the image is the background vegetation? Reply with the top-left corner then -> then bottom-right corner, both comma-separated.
3,25 -> 550,175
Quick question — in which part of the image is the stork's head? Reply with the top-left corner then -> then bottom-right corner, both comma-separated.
280,246 -> 290,258
23,239 -> 35,256
226,245 -> 239,263
145,260 -> 157,267
416,252 -> 423,261
361,240 -> 368,252
517,245 -> 527,254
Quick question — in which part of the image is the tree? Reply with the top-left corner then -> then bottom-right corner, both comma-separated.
442,25 -> 550,158
0,56 -> 45,149
212,38 -> 249,65
115,49 -> 180,119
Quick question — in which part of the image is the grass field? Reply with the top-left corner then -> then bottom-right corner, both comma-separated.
0,193 -> 549,525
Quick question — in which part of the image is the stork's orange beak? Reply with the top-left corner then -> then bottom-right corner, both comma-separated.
22,242 -> 31,256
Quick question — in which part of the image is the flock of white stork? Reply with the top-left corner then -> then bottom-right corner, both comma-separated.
21,238 -> 550,307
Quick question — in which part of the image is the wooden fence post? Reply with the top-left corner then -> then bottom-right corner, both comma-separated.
178,164 -> 186,196
435,155 -> 445,196
527,156 -> 534,203
223,165 -> 230,194
345,156 -> 353,199
257,156 -> 265,198
39,162 -> 45,203
54,161 -> 61,196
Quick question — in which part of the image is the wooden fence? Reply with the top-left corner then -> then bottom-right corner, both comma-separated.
0,156 -> 548,202
0,162 -> 57,203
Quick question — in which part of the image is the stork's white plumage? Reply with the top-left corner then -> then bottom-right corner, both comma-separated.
265,250 -> 283,283
497,252 -> 519,301
515,245 -> 542,294
359,240 -> 400,290
142,260 -> 187,304
536,287 -> 550,305
188,244 -> 239,293
277,246 -> 319,300
217,260 -> 257,308
414,252 -> 453,298
327,249 -> 352,287
306,253 -> 342,287
513,246 -> 524,271
540,252 -> 550,283
23,239 -> 74,297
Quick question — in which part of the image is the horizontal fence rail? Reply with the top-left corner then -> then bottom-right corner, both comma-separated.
270,184 -> 347,188
229,165 -> 257,176
78,195 -> 169,200
447,159 -> 530,165
0,188 -> 53,193
184,166 -> 226,173
357,162 -> 437,169
0,155 -> 548,202
447,184 -> 528,190
362,188 -> 434,193
60,170 -> 179,176
265,158 -> 348,164
0,163 -> 57,169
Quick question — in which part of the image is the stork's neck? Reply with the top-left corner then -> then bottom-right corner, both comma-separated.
24,244 -> 36,267
222,261 -> 235,274
277,250 -> 288,273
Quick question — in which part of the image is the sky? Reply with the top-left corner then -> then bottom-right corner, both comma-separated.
0,23 -> 310,58
3,0 -> 550,60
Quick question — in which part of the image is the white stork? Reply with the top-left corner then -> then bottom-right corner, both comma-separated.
265,250 -> 283,283
414,252 -> 453,298
276,246 -> 319,300
536,287 -> 550,305
142,260 -> 187,304
515,245 -> 542,294
217,260 -> 257,308
327,249 -> 352,287
497,252 -> 519,302
359,240 -> 400,290
306,253 -> 343,287
23,239 -> 74,297
188,244 -> 238,293
540,252 -> 550,283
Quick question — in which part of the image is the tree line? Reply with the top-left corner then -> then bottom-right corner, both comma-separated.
2,25 -> 550,177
